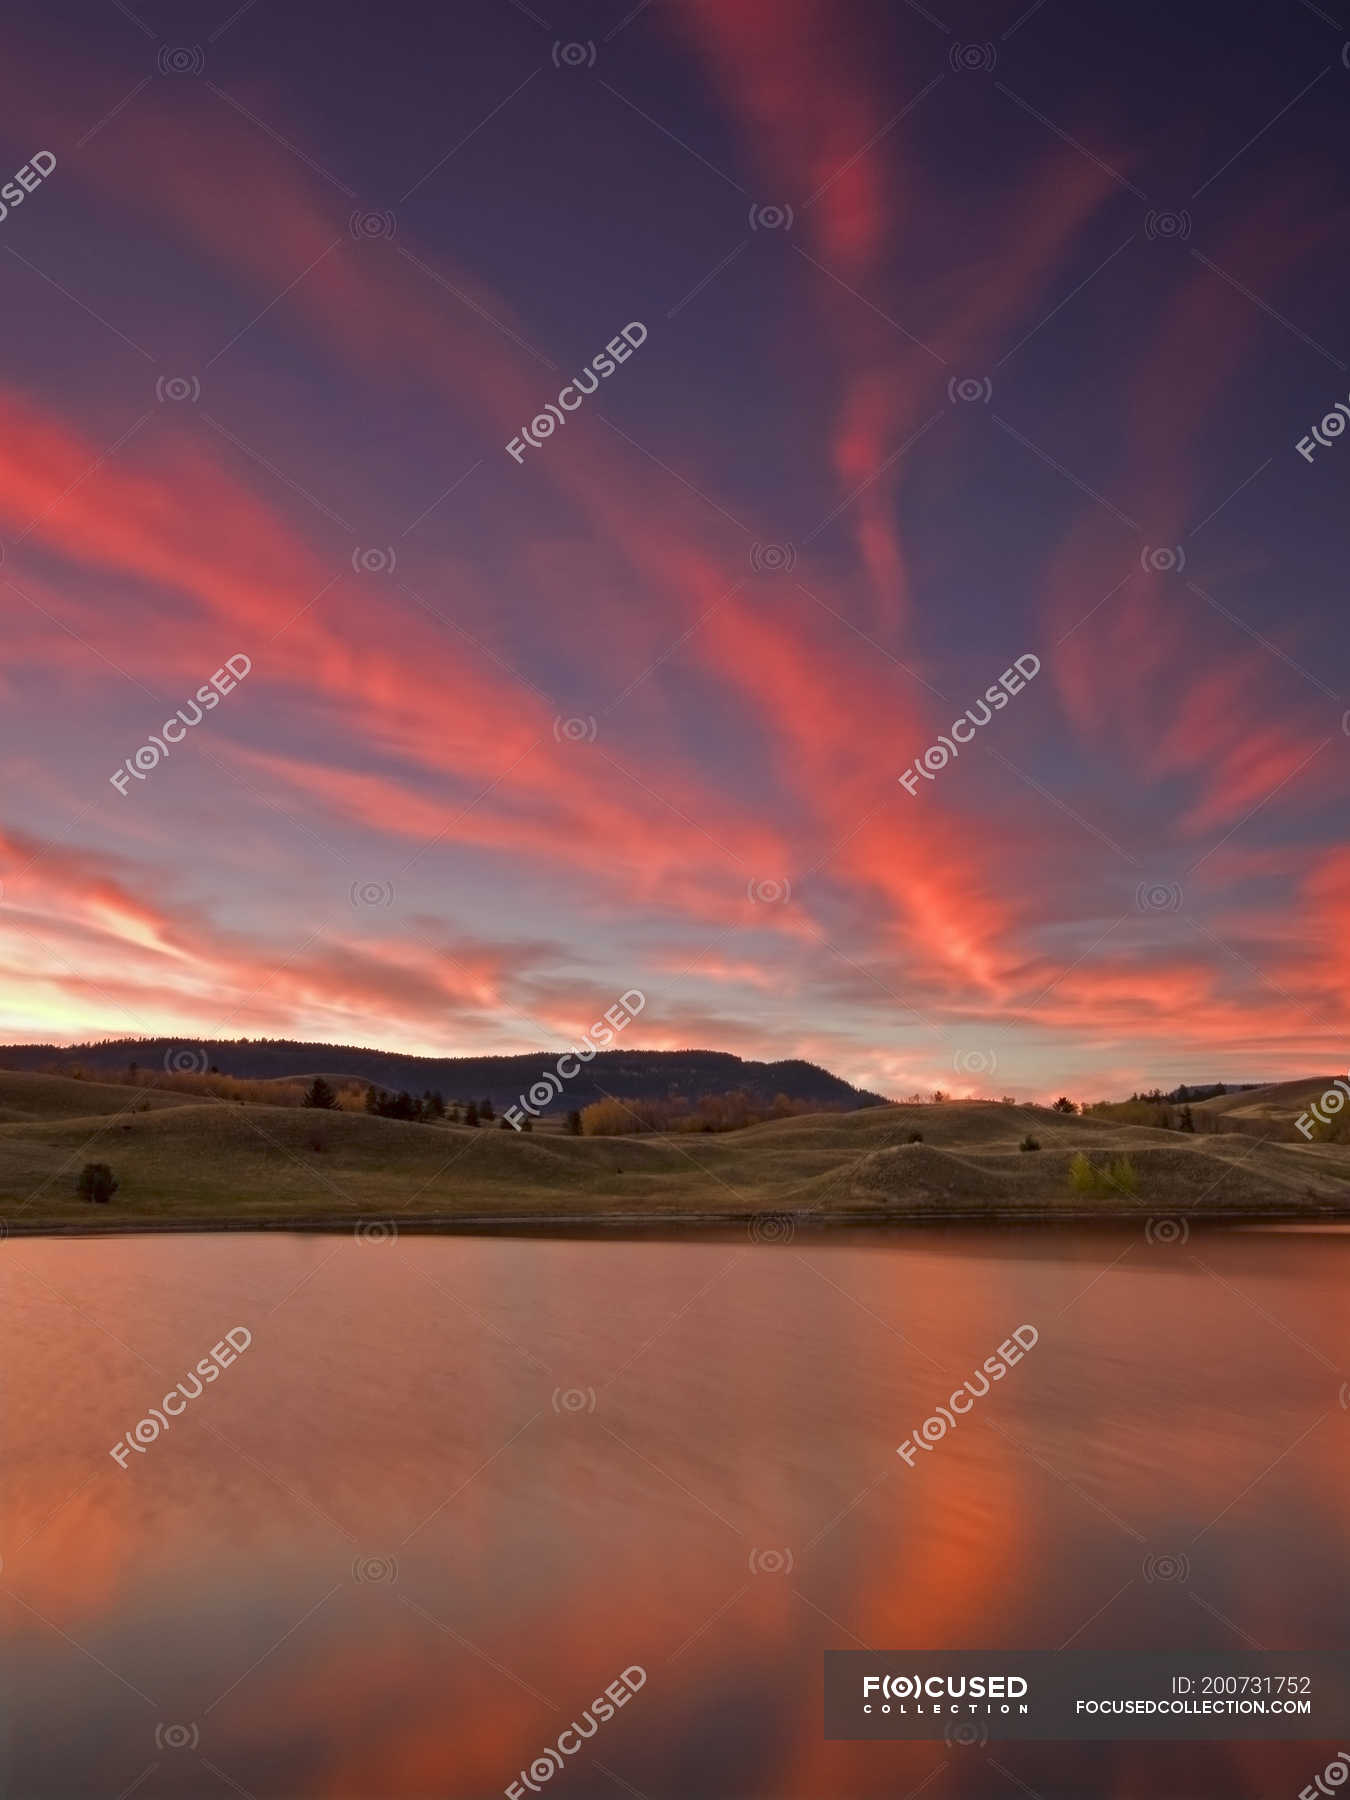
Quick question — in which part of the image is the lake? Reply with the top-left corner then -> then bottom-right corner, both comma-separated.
4,1224 -> 1347,1797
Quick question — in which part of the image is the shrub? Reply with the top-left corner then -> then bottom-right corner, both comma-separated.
1020,1135 -> 1040,1152
906,1130 -> 924,1144
77,1162 -> 118,1204
1067,1153 -> 1137,1197
1068,1152 -> 1096,1193
1053,1096 -> 1077,1114
1104,1155 -> 1137,1195
580,1097 -> 640,1135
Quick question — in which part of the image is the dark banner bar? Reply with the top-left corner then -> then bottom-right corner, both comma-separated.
824,1651 -> 1350,1741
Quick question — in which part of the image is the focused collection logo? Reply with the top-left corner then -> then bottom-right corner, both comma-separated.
863,1671 -> 1030,1714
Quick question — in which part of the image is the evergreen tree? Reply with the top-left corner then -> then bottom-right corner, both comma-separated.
303,1076 -> 339,1109
566,1109 -> 582,1136
480,1096 -> 495,1122
465,1102 -> 479,1127
78,1162 -> 118,1203
1179,1104 -> 1195,1132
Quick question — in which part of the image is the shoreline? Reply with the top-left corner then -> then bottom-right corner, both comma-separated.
5,1202 -> 1350,1239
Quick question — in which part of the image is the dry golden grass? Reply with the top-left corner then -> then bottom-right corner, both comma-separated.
1,1072 -> 1347,1232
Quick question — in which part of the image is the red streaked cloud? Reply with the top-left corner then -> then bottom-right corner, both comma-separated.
0,5 -> 1343,1096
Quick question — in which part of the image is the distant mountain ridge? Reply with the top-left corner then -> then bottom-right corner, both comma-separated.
0,1038 -> 887,1112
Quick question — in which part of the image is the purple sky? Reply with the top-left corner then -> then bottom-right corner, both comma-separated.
1,0 -> 1349,1099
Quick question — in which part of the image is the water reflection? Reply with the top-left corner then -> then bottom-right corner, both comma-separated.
3,1225 -> 1346,1797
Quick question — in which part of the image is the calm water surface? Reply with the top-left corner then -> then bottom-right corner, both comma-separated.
3,1225 -> 1347,1798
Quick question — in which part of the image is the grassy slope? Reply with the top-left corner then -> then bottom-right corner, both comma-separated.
0,1070 -> 200,1123
1190,1078 -> 1345,1123
2,1076 -> 1348,1231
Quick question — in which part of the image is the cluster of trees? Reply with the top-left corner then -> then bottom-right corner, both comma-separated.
52,1061 -> 326,1107
358,1083 -> 451,1120
577,1091 -> 846,1136
301,1081 -> 577,1132
1086,1097 -> 1205,1132
352,1083 -> 494,1123
1068,1152 -> 1138,1196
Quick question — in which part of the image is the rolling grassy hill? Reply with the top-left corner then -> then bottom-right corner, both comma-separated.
0,1070 -> 201,1124
0,1039 -> 886,1112
1190,1077 -> 1345,1128
1,1071 -> 1347,1232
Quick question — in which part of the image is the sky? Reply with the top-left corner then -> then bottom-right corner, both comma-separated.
0,0 -> 1348,1101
